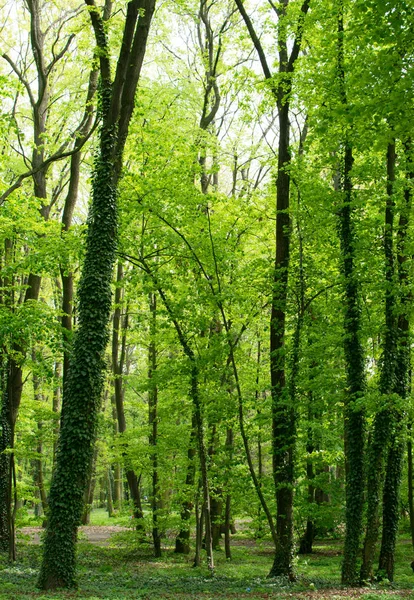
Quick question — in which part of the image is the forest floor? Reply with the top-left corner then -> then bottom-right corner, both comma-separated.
1,513 -> 414,600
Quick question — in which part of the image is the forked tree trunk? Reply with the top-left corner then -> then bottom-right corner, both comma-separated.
38,0 -> 155,588
234,0 -> 310,579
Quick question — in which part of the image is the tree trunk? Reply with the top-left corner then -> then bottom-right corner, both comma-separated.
408,432 -> 414,550
38,0 -> 155,588
336,6 -> 366,585
224,427 -> 233,560
81,445 -> 98,525
377,138 -> 413,580
299,404 -> 315,555
360,142 -> 397,582
193,485 -> 204,568
148,293 -> 161,557
175,415 -> 197,554
112,262 -> 144,528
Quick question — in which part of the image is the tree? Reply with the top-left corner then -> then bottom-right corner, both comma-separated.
234,0 -> 310,578
38,0 -> 155,588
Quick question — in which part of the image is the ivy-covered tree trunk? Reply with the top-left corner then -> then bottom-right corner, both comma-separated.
38,0 -> 155,589
377,138 -> 412,581
60,67 -> 99,385
336,3 -> 366,585
38,87 -> 118,588
360,142 -> 397,582
0,361 -> 12,553
339,144 -> 366,587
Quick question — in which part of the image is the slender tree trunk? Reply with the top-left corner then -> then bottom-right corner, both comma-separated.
233,0 -> 310,577
193,486 -> 204,568
408,431 -> 414,550
148,293 -> 161,557
224,427 -> 233,560
175,415 -> 197,554
112,263 -> 144,527
32,355 -> 49,521
139,265 -> 213,571
107,469 -> 114,518
81,445 -> 98,525
299,400 -> 315,555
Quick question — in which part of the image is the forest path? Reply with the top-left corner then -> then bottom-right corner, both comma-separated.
19,525 -> 128,545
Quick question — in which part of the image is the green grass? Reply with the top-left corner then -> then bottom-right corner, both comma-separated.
1,525 -> 414,599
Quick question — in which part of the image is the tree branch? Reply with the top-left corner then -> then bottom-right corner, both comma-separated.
233,0 -> 272,80
2,54 -> 36,108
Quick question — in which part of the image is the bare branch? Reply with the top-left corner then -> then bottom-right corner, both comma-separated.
0,117 -> 99,206
46,33 -> 75,75
2,54 -> 36,107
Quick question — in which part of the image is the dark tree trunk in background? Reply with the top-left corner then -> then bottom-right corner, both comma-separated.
148,293 -> 161,557
408,430 -> 414,550
378,139 -> 412,581
175,415 -> 197,554
361,142 -> 397,582
112,263 -> 144,526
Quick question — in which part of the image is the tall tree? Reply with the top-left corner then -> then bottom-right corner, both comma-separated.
336,1 -> 366,584
0,0 -> 93,557
38,0 -> 155,588
234,0 -> 310,578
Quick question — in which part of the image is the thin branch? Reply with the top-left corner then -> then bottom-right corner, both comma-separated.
2,54 -> 35,107
0,117 -> 98,205
46,33 -> 75,75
